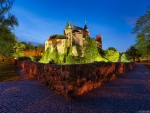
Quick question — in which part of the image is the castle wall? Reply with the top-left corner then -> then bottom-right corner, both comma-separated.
72,46 -> 78,56
45,39 -> 67,54
75,33 -> 83,46
57,39 -> 66,54
64,29 -> 72,47
17,61 -> 135,99
45,41 -> 49,51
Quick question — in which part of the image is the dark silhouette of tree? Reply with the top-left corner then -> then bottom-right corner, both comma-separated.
132,6 -> 150,60
0,0 -> 19,59
125,45 -> 141,62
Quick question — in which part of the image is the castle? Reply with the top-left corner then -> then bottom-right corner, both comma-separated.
45,21 -> 102,56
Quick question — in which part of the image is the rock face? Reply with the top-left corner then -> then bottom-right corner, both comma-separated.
17,61 -> 135,99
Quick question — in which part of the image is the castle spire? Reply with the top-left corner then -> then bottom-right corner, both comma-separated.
85,17 -> 86,25
72,20 -> 75,29
65,17 -> 69,29
84,18 -> 88,31
65,21 -> 69,29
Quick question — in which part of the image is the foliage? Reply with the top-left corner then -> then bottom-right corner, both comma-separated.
21,42 -> 28,47
125,45 -> 141,62
135,34 -> 150,59
0,0 -> 18,58
104,47 -> 119,62
0,0 -> 18,28
83,37 -> 105,62
29,56 -> 35,61
40,37 -> 108,64
98,49 -> 106,58
76,45 -> 82,57
121,53 -> 131,62
12,42 -> 26,59
36,44 -> 44,56
0,27 -> 17,58
26,42 -> 35,51
132,6 -> 150,59
24,42 -> 35,58
51,46 -> 59,63
59,53 -> 65,63
18,56 -> 32,61
0,61 -> 20,82
39,45 -> 59,64
66,54 -> 76,64
39,48 -> 50,63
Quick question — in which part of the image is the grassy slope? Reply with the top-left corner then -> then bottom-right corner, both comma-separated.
0,61 -> 20,82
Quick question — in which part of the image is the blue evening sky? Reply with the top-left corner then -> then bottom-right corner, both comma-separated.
11,0 -> 150,52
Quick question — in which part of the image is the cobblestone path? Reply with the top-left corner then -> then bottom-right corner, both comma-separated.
0,63 -> 150,113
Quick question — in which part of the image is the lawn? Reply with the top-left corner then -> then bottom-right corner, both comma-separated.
141,62 -> 150,69
0,61 -> 20,82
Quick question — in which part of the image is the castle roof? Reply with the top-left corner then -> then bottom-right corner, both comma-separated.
65,22 -> 69,29
49,34 -> 67,40
72,29 -> 80,33
74,26 -> 83,30
65,22 -> 72,29
84,24 -> 88,30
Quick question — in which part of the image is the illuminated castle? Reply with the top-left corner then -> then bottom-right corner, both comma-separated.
45,21 -> 102,55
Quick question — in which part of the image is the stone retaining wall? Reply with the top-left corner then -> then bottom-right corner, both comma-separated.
17,61 -> 135,99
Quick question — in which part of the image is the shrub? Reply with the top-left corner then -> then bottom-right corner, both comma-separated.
18,56 -> 32,61
121,53 -> 131,62
104,47 -> 119,62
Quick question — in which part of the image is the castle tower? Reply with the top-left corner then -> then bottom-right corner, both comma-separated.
83,19 -> 90,37
64,22 -> 73,46
96,35 -> 102,49
65,22 -> 69,29
84,19 -> 88,31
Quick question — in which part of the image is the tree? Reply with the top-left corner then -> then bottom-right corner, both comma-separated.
132,6 -> 150,60
26,42 -> 35,56
0,0 -> 18,34
65,46 -> 76,64
12,42 -> 26,59
121,53 -> 131,62
0,0 -> 18,59
36,44 -> 44,56
39,48 -> 50,63
83,37 -> 104,63
0,27 -> 18,59
104,47 -> 119,62
135,34 -> 150,60
125,45 -> 141,62
98,49 -> 106,58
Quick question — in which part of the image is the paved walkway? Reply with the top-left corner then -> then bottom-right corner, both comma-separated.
0,63 -> 150,113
